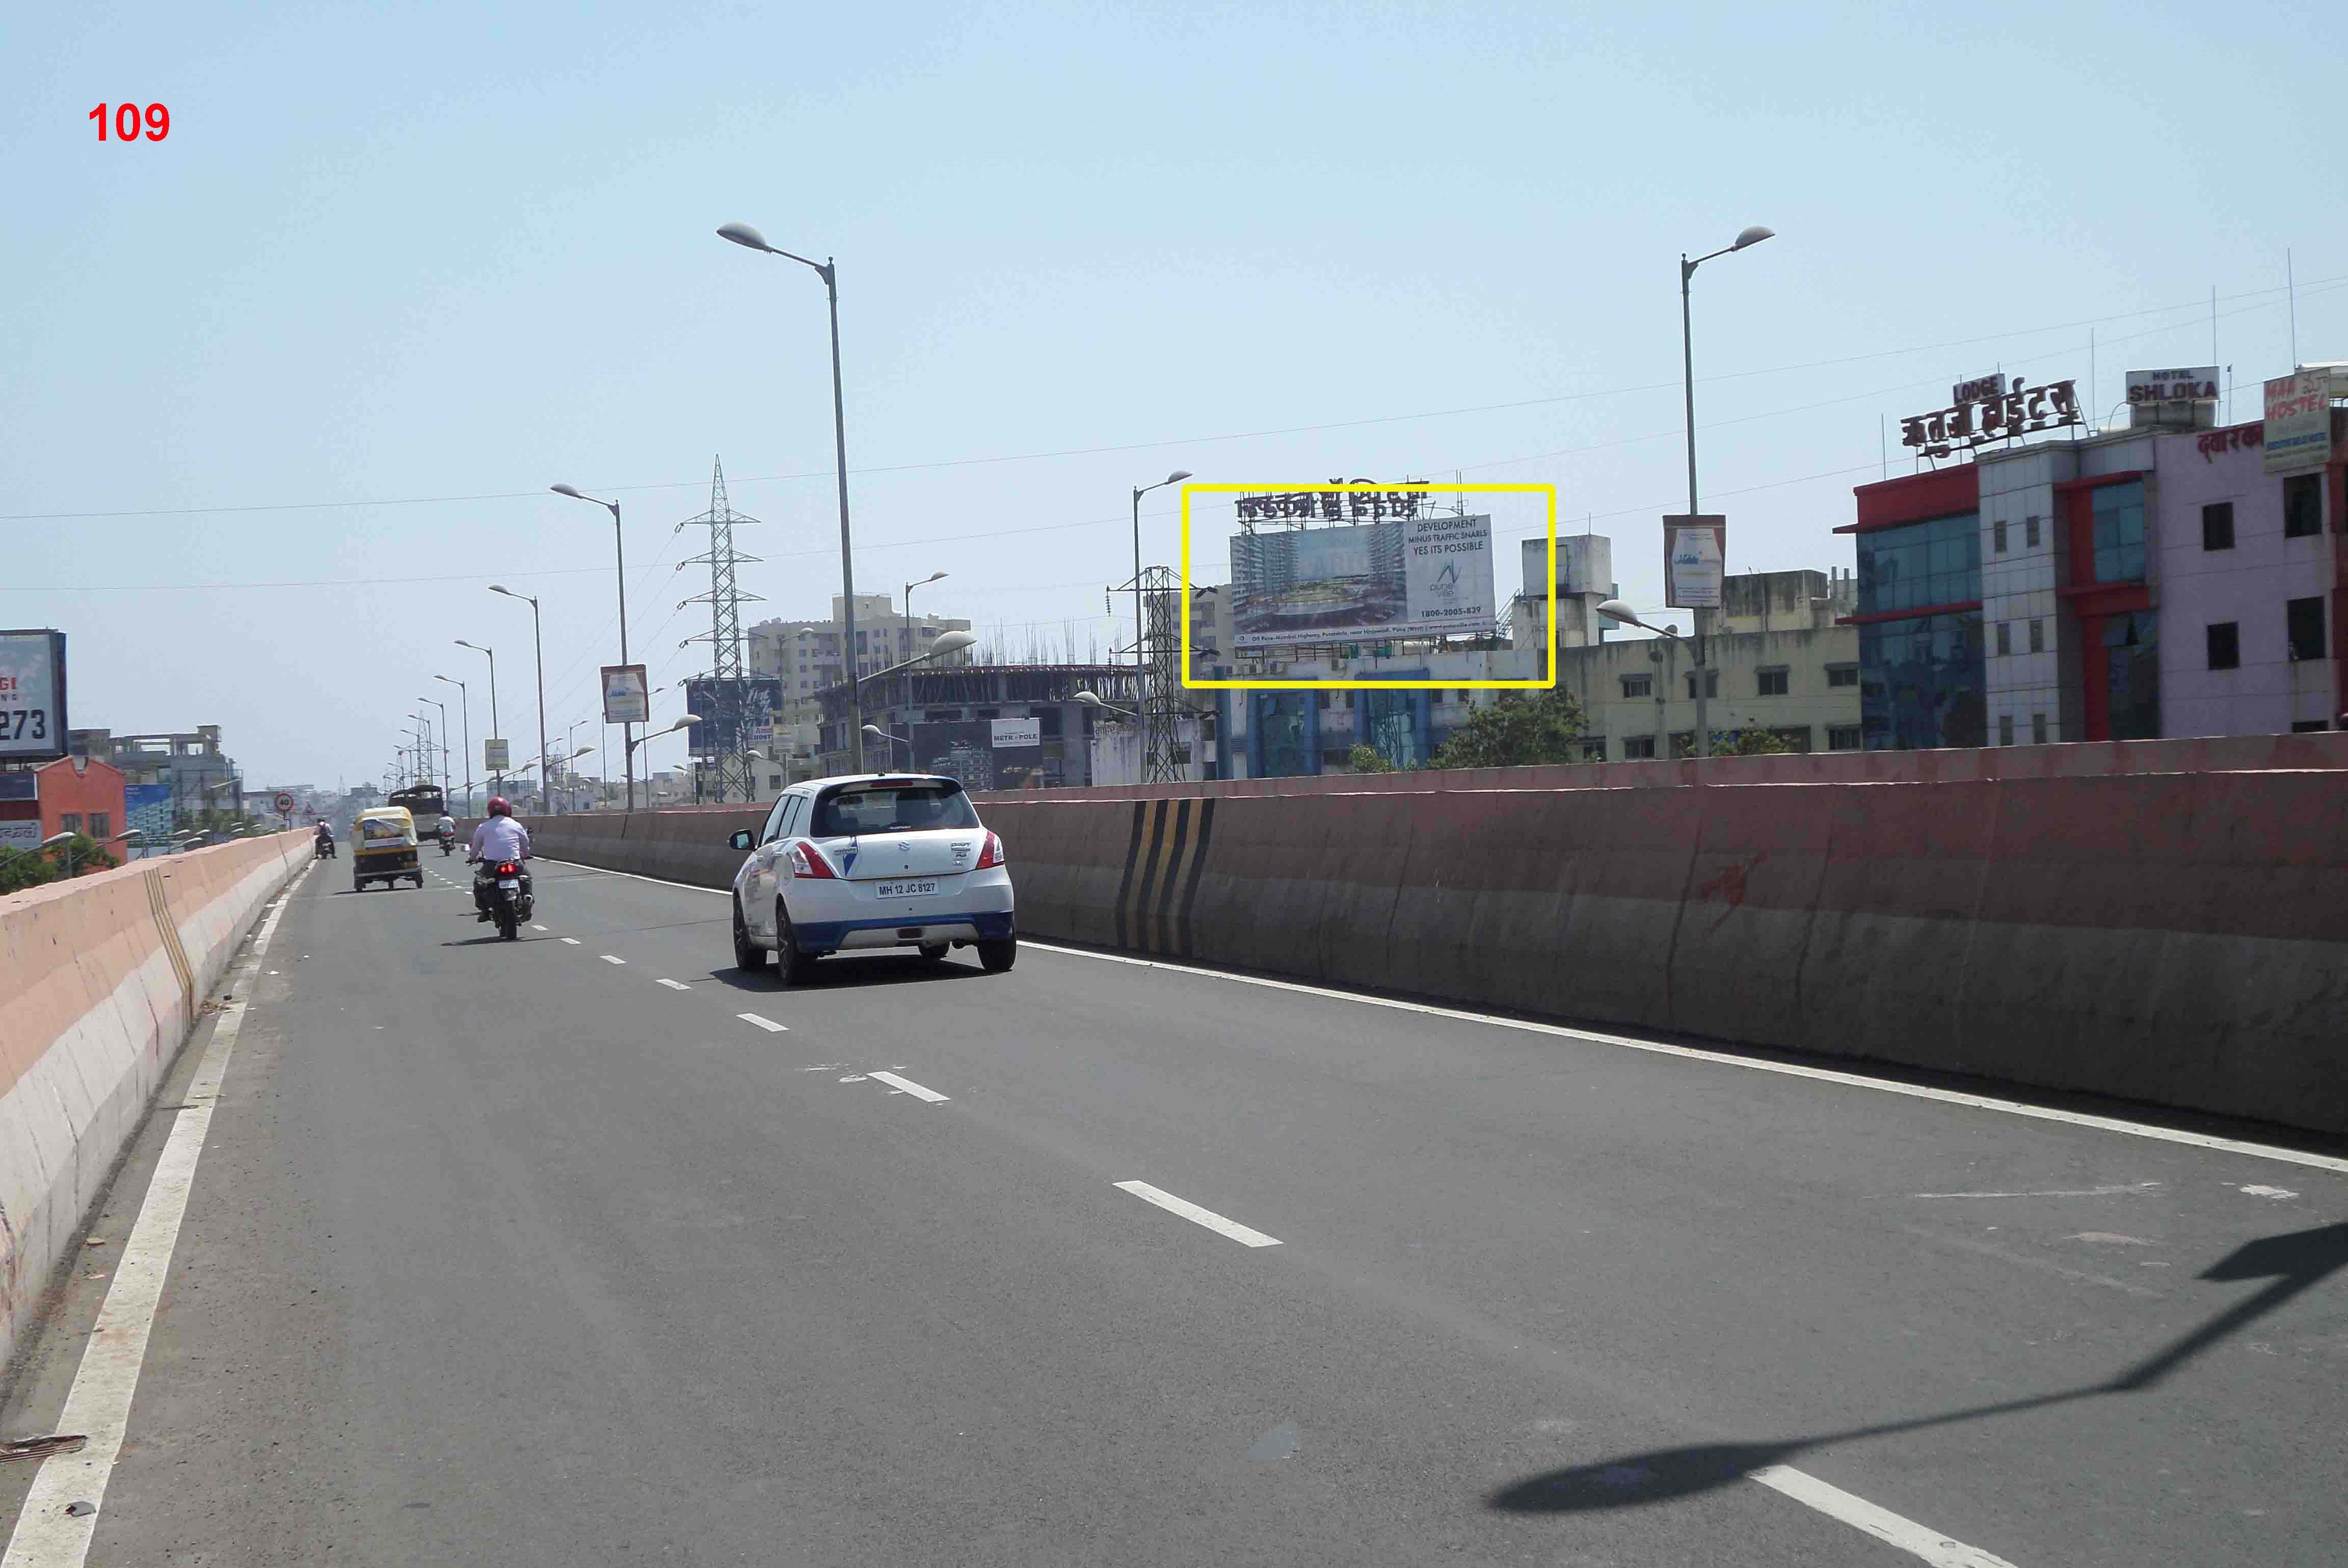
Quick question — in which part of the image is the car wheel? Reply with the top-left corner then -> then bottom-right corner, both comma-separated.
917,942 -> 949,963
977,936 -> 1017,974
775,898 -> 819,986
732,895 -> 769,972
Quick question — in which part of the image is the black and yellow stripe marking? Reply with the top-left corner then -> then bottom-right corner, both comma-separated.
145,866 -> 196,1021
1113,798 -> 1217,956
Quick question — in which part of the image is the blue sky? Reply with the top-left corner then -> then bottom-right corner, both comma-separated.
5,0 -> 2343,788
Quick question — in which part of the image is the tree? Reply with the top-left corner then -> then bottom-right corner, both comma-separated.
1426,687 -> 1587,769
0,835 -> 117,894
1346,743 -> 1395,774
1714,727 -> 1794,756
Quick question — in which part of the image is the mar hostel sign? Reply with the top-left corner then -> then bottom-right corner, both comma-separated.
2263,368 -> 2336,474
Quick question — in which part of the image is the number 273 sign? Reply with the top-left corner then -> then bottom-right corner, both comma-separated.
0,630 -> 68,761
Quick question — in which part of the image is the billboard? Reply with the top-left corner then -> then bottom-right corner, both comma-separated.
2126,366 -> 2219,405
125,782 -> 173,849
2265,369 -> 2335,473
484,738 -> 510,773
1663,515 -> 1727,609
602,663 -> 649,725
0,629 -> 68,762
684,676 -> 786,757
0,769 -> 36,849
1229,514 -> 1495,649
905,719 -> 1054,791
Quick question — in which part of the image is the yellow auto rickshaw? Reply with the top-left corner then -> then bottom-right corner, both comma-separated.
352,805 -> 423,891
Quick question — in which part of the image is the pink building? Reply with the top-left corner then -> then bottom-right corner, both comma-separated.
2152,414 -> 2346,736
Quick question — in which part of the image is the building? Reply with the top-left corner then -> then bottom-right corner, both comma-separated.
816,664 -> 1136,786
67,725 -> 242,823
1843,364 -> 2344,748
1562,568 -> 1861,760
1509,534 -> 1619,661
746,595 -> 975,725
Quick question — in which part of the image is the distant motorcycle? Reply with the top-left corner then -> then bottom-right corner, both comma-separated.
314,836 -> 336,860
474,858 -> 534,940
439,831 -> 456,856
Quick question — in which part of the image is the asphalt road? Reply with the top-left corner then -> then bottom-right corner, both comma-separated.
5,851 -> 2346,1566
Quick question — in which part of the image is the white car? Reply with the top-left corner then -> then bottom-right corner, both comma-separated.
728,773 -> 1016,981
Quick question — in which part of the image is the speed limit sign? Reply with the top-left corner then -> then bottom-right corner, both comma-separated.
274,792 -> 295,815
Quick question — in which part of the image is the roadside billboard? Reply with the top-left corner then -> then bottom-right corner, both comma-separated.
0,629 -> 68,763
2265,369 -> 2335,473
0,770 -> 37,848
601,664 -> 649,725
906,719 -> 1053,791
1663,516 -> 1727,609
1229,514 -> 1494,649
684,676 -> 785,757
484,738 -> 510,773
125,782 -> 173,851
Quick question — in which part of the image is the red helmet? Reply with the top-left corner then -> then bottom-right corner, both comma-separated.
487,796 -> 512,816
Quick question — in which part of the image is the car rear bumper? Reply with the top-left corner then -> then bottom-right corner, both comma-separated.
794,910 -> 1015,952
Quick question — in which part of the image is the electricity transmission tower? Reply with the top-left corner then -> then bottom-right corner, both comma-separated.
678,456 -> 764,803
1112,564 -> 1190,783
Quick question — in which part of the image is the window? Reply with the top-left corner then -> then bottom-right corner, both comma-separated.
1756,667 -> 1789,696
1620,673 -> 1652,698
1621,735 -> 1656,759
2202,501 -> 2235,551
813,781 -> 979,836
1998,714 -> 2015,747
2032,713 -> 2048,744
1995,622 -> 2012,656
1320,748 -> 1352,769
2024,515 -> 2042,548
2091,481 -> 2147,582
1826,664 -> 1858,687
2286,596 -> 2327,661
90,812 -> 110,840
2029,619 -> 2045,654
1581,738 -> 1608,761
1855,511 -> 1981,613
1993,518 -> 2009,554
61,812 -> 82,833
1685,669 -> 1720,700
2207,622 -> 2240,670
1855,610 -> 1986,750
2283,474 -> 2323,538
1827,725 -> 1864,751
1316,691 -> 1332,710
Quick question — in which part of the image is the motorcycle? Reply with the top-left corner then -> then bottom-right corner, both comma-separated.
314,836 -> 336,860
439,832 -> 457,856
475,859 -> 535,940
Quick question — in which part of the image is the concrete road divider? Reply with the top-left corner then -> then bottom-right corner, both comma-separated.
1,833 -> 310,1370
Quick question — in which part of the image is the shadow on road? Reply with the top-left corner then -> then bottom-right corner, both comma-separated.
1486,1220 -> 2348,1513
438,934 -> 555,947
705,954 -> 985,993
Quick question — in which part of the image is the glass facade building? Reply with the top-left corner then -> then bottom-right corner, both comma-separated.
1852,510 -> 1987,750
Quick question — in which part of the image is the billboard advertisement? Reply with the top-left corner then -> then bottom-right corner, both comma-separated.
484,738 -> 510,773
125,782 -> 173,851
602,664 -> 649,725
2265,369 -> 2335,473
0,629 -> 68,762
1663,516 -> 1727,609
684,677 -> 786,757
1229,515 -> 1495,649
904,719 -> 1053,791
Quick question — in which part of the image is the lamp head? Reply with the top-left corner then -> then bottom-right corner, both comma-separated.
1596,598 -> 1642,626
550,484 -> 585,499
1731,224 -> 1775,250
1074,690 -> 1104,707
928,630 -> 978,659
716,222 -> 771,253
1166,469 -> 1193,484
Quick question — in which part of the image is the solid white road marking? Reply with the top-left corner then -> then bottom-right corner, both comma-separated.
656,978 -> 690,991
736,1012 -> 788,1032
1914,1183 -> 2160,1199
1748,1465 -> 2024,1567
560,937 -> 581,945
1112,1180 -> 1282,1248
522,858 -> 2348,1177
600,954 -> 626,965
869,1071 -> 949,1103
2,861 -> 311,1568
1026,943 -> 2348,1177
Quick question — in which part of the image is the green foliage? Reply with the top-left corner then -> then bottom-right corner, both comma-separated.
1345,743 -> 1396,774
1714,727 -> 1795,756
0,835 -> 117,894
1426,687 -> 1587,770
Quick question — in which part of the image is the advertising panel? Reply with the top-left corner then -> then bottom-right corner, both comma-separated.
1229,515 -> 1493,649
0,819 -> 40,849
601,664 -> 649,726
2264,369 -> 2335,473
0,629 -> 69,762
684,677 -> 786,757
125,782 -> 173,851
2126,366 -> 2220,405
1663,516 -> 1727,609
906,719 -> 1053,791
484,738 -> 510,773
990,716 -> 1040,749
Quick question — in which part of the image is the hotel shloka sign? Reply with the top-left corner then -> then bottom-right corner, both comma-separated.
1900,377 -> 2082,459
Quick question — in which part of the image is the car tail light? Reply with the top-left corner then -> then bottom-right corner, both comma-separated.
496,862 -> 520,876
975,832 -> 1005,870
786,841 -> 836,879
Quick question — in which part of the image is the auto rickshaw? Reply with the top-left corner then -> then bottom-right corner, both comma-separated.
352,805 -> 423,890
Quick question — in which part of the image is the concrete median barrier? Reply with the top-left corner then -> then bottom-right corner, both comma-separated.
1,833 -> 310,1370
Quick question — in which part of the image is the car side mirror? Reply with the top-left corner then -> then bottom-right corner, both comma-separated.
729,830 -> 754,851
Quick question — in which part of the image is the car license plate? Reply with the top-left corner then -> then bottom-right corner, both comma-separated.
498,879 -> 519,890
876,879 -> 938,899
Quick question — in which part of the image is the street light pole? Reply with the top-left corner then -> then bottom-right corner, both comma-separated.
551,487 -> 635,810
905,570 -> 946,629
419,697 -> 450,800
456,640 -> 500,792
435,675 -> 471,814
1677,223 -> 1773,761
1129,470 -> 1193,781
490,587 -> 551,815
716,222 -> 865,774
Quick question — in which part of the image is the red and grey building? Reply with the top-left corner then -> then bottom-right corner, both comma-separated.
1842,371 -> 2346,746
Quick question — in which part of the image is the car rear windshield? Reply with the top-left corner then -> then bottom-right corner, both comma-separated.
812,782 -> 981,837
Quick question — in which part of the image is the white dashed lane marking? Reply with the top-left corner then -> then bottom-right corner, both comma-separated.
560,938 -> 581,946
1112,1182 -> 1281,1248
600,954 -> 626,965
657,978 -> 690,991
736,1012 -> 788,1033
868,1071 -> 949,1103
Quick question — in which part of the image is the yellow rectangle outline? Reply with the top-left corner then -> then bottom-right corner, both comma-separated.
1180,483 -> 1556,689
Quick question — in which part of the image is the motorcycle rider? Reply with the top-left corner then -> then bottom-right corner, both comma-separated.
466,796 -> 531,922
437,817 -> 458,853
313,818 -> 335,859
